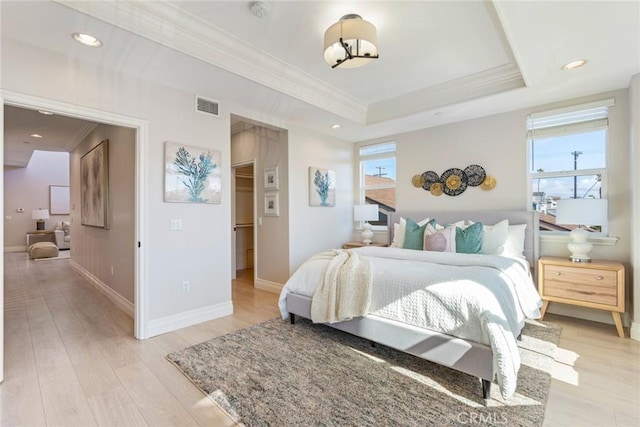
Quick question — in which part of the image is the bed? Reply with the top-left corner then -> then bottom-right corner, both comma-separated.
278,210 -> 542,400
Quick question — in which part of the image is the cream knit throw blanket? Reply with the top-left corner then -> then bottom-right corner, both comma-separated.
310,249 -> 373,324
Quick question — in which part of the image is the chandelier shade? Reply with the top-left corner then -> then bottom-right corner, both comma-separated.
323,14 -> 378,69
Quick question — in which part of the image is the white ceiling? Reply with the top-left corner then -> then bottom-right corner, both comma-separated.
2,0 -> 639,166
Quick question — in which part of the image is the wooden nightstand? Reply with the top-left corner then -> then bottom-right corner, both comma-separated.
538,256 -> 625,338
343,242 -> 387,249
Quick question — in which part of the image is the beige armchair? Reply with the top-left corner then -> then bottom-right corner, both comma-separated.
54,221 -> 70,250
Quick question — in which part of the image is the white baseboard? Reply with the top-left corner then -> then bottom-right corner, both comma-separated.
4,246 -> 26,253
255,278 -> 283,294
631,322 -> 640,342
146,301 -> 234,338
69,260 -> 134,318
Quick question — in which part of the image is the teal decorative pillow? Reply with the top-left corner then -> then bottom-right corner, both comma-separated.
403,218 -> 435,250
456,222 -> 483,254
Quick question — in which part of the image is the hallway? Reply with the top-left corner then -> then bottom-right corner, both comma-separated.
1,253 -> 278,426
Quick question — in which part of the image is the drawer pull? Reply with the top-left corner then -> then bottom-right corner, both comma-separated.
576,290 -> 596,295
555,272 -> 561,276
596,276 -> 604,280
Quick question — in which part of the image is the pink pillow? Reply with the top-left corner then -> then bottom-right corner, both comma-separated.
423,224 -> 456,252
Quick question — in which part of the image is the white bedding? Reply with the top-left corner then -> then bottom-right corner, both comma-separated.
278,246 -> 543,399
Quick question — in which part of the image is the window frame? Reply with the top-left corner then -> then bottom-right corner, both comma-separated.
358,141 -> 396,230
527,100 -> 612,236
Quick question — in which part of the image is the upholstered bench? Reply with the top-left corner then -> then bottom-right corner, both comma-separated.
29,241 -> 59,259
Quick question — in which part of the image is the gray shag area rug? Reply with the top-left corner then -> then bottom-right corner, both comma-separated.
167,317 -> 561,427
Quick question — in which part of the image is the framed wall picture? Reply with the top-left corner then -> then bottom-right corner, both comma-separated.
81,139 -> 109,228
164,142 -> 222,203
264,166 -> 279,190
264,192 -> 279,216
309,167 -> 336,207
49,185 -> 70,215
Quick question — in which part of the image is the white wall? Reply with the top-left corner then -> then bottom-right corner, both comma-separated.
358,89 -> 633,326
630,74 -> 640,341
288,127 -> 355,272
4,150 -> 70,250
2,38 -> 232,333
70,124 -> 135,303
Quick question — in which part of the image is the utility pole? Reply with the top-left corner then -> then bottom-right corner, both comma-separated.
571,151 -> 582,198
374,166 -> 387,177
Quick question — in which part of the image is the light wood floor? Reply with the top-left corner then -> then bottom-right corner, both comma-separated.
1,252 -> 639,426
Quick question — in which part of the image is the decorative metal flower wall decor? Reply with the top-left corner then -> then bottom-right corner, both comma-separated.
411,164 -> 496,197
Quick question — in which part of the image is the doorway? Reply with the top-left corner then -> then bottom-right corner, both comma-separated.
1,91 -> 149,387
231,161 -> 255,282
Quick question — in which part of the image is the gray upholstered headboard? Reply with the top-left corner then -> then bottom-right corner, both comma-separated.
388,210 -> 540,268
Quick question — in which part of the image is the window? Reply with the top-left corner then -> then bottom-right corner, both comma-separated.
359,141 -> 396,227
528,99 -> 613,234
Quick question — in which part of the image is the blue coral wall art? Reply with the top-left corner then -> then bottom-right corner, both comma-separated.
164,142 -> 222,203
309,167 -> 336,207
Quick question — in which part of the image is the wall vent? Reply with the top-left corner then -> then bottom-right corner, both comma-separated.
195,96 -> 220,118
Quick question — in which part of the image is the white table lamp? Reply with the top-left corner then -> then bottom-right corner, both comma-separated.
354,204 -> 379,244
555,199 -> 607,263
32,208 -> 50,231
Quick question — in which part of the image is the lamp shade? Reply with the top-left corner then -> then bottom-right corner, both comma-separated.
32,209 -> 50,220
354,204 -> 379,222
324,14 -> 378,68
555,199 -> 607,226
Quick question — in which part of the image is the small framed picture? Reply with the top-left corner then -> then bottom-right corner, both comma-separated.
264,192 -> 279,217
264,166 -> 279,190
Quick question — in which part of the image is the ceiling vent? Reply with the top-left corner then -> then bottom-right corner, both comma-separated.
195,96 -> 220,118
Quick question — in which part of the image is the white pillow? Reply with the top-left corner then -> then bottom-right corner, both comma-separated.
478,219 -> 509,255
390,217 -> 431,248
500,224 -> 527,259
423,223 -> 456,252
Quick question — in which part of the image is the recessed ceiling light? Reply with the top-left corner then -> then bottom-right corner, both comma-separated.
331,124 -> 341,129
72,32 -> 103,48
30,134 -> 43,138
38,110 -> 54,116
562,59 -> 587,71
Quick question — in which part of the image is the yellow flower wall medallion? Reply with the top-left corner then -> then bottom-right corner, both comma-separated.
430,182 -> 443,196
446,175 -> 462,190
412,174 -> 425,188
481,176 -> 497,190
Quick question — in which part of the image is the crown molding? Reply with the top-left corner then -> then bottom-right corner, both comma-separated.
367,64 -> 525,124
54,0 -> 368,124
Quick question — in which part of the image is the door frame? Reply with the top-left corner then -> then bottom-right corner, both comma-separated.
1,91 -> 149,354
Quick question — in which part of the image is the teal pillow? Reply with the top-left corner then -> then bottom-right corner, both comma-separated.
403,218 -> 435,250
456,222 -> 483,254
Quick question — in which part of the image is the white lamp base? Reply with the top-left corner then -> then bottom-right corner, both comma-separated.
567,228 -> 593,263
361,222 -> 373,245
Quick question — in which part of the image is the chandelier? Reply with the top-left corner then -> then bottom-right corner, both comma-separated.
323,14 -> 379,69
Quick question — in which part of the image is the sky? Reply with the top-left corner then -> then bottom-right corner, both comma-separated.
532,129 -> 605,200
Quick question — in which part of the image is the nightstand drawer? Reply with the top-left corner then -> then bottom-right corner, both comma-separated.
543,264 -> 617,287
543,264 -> 617,306
544,280 -> 617,306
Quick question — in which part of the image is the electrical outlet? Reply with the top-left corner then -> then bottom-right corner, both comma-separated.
170,218 -> 183,231
110,266 -> 114,276
182,280 -> 190,293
